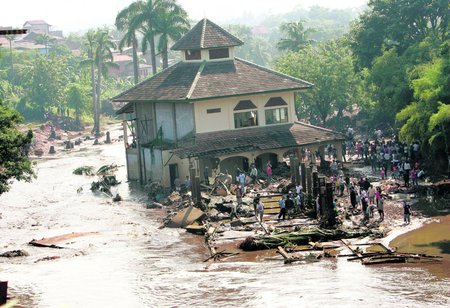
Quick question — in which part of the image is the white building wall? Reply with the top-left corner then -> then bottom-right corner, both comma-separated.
193,91 -> 297,133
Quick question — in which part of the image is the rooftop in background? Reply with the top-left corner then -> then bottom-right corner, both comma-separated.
171,18 -> 243,50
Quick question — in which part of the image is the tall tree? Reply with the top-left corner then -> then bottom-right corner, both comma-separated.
82,30 -> 98,134
5,35 -> 15,91
116,2 -> 142,84
130,0 -> 164,75
154,0 -> 189,69
35,33 -> 56,55
349,0 -> 450,70
0,102 -> 34,195
277,21 -> 316,52
93,29 -> 116,137
275,40 -> 363,127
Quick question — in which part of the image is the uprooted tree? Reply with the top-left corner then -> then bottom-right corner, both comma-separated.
0,102 -> 35,195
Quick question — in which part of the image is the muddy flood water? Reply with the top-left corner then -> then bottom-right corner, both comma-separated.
1,124 -> 450,307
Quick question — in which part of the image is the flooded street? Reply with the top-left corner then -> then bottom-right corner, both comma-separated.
1,125 -> 450,307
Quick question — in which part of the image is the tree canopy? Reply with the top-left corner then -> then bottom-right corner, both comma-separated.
0,102 -> 34,195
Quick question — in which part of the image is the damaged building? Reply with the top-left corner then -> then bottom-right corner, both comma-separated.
113,18 -> 345,188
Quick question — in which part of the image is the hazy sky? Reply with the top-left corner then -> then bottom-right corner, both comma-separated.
1,0 -> 368,33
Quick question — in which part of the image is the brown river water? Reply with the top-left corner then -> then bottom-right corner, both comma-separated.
1,125 -> 449,307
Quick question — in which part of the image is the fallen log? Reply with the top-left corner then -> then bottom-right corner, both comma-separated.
239,227 -> 372,251
29,241 -> 64,249
277,246 -> 306,264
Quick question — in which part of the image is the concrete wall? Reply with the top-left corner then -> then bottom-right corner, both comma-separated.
155,102 -> 194,142
125,148 -> 139,181
142,148 -> 163,183
193,91 -> 297,133
135,103 -> 155,144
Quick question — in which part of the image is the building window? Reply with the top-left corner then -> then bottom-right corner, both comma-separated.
207,108 -> 221,114
209,48 -> 229,60
234,110 -> 258,128
265,97 -> 287,107
265,107 -> 288,125
185,49 -> 201,60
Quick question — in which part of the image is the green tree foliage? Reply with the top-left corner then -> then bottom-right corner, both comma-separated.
66,83 -> 89,122
226,24 -> 272,66
275,40 -> 362,128
154,0 -> 190,69
349,0 -> 450,70
0,102 -> 34,195
116,1 -> 143,84
277,21 -> 316,52
23,54 -> 70,119
396,45 -> 450,169
93,29 -> 117,136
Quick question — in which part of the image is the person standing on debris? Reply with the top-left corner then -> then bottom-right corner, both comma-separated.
403,201 -> 412,224
184,176 -> 191,191
368,185 -> 375,205
250,165 -> 258,183
350,186 -> 357,209
315,194 -> 321,218
235,184 -> 243,206
403,160 -> 411,187
230,201 -> 239,220
253,193 -> 260,216
278,195 -> 286,221
239,171 -> 246,193
256,199 -> 264,222
204,166 -> 210,186
285,195 -> 294,219
266,161 -> 272,181
377,197 -> 385,221
174,177 -> 181,192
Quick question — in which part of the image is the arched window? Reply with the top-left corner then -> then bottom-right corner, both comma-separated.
234,100 -> 258,128
265,97 -> 288,125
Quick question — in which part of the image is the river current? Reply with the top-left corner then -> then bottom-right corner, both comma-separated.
1,125 -> 449,307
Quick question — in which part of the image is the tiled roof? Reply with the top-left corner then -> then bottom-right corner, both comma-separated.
113,58 -> 312,104
171,18 -> 243,50
24,20 -> 49,25
174,121 -> 346,158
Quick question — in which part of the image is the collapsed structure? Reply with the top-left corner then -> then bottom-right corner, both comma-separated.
113,18 -> 345,187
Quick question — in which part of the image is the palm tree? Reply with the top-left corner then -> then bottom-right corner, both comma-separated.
83,30 -> 98,135
129,0 -> 164,75
93,29 -> 116,137
5,35 -> 15,91
277,21 -> 316,52
35,33 -> 56,54
116,2 -> 142,84
154,0 -> 189,68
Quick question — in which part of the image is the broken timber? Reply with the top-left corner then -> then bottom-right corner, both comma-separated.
341,240 -> 442,265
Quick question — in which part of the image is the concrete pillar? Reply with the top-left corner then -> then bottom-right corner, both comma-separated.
335,141 -> 343,161
312,171 -> 319,200
122,116 -> 128,146
293,156 -> 300,185
300,163 -> 306,189
306,166 -> 312,196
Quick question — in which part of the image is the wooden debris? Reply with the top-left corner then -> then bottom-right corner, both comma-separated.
29,232 -> 98,249
277,246 -> 306,264
0,250 -> 29,258
341,240 -> 442,265
239,227 -> 372,251
166,206 -> 205,228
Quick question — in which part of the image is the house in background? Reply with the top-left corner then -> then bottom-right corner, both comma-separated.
23,20 -> 51,34
113,18 -> 344,188
109,53 -> 152,80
